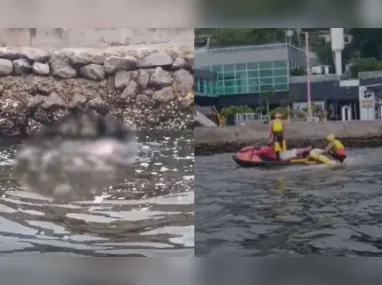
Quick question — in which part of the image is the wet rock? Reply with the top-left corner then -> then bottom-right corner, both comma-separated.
137,69 -> 150,88
79,64 -> 105,81
137,51 -> 173,68
68,94 -> 88,108
114,70 -> 131,90
172,57 -> 189,70
35,77 -> 55,95
103,55 -> 137,74
26,95 -> 45,108
51,58 -> 77,79
42,92 -> 66,108
153,87 -> 175,103
32,62 -> 50,75
149,67 -> 174,88
173,69 -> 193,97
88,96 -> 108,114
0,59 -> 13,76
136,94 -> 154,107
120,80 -> 139,99
13,58 -> 32,75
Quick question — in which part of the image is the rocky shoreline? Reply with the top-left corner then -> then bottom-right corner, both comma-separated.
0,43 -> 194,135
195,121 -> 382,155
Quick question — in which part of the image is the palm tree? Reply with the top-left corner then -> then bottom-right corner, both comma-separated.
259,91 -> 273,119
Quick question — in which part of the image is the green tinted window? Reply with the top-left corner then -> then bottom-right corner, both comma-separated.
248,85 -> 259,93
274,76 -> 288,84
248,70 -> 259,77
273,61 -> 287,68
212,65 -> 222,72
259,61 -> 272,69
260,85 -> 274,92
273,69 -> 287,76
247,62 -> 258,70
223,64 -> 234,72
260,77 -> 273,85
274,83 -> 289,91
235,63 -> 247,71
259,69 -> 273,77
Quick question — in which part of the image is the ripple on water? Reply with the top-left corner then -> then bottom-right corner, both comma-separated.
0,132 -> 194,256
196,148 -> 382,256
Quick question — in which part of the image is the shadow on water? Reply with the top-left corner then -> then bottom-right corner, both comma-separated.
0,131 -> 194,256
196,148 -> 382,256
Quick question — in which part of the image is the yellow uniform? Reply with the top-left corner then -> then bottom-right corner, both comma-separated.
269,118 -> 287,153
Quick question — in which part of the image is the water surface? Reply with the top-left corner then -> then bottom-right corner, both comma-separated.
0,132 -> 194,256
196,148 -> 382,256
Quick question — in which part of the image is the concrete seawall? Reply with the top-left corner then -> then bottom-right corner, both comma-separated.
195,121 -> 382,155
0,43 -> 194,135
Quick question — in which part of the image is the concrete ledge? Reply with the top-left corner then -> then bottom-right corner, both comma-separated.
195,121 -> 382,155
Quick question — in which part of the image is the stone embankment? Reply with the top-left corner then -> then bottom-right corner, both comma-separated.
0,43 -> 194,135
195,121 -> 382,155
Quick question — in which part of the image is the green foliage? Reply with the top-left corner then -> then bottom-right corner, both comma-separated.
350,57 -> 382,77
269,107 -> 288,118
220,105 -> 254,116
290,68 -> 306,76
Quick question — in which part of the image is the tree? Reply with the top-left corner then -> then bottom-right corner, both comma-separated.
259,91 -> 274,117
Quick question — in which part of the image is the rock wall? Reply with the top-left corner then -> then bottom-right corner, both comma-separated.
195,121 -> 382,155
0,43 -> 194,135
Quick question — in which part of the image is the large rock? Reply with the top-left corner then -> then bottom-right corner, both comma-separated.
88,96 -> 108,114
172,57 -> 190,70
32,62 -> 50,75
135,94 -> 154,107
120,80 -> 139,99
2,47 -> 50,62
172,69 -> 193,97
103,56 -> 137,74
51,58 -> 77,79
114,70 -> 131,89
67,49 -> 106,66
13,58 -> 32,75
0,59 -> 13,76
153,87 -> 175,103
185,55 -> 194,69
35,77 -> 55,95
42,92 -> 66,109
68,94 -> 87,108
79,64 -> 105,81
137,69 -> 150,88
149,67 -> 174,88
137,51 -> 173,68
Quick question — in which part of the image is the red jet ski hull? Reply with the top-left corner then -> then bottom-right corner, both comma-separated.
232,145 -> 314,167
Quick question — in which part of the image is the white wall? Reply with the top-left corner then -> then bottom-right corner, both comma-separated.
0,28 -> 193,48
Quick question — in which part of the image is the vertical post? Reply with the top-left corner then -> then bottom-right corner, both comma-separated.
305,32 -> 313,122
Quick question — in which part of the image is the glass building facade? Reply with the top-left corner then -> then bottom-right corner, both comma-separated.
195,60 -> 290,96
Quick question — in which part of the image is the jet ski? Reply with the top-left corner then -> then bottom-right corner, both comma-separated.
233,144 -> 338,168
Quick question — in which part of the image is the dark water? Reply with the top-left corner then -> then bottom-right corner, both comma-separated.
196,148 -> 382,256
0,132 -> 193,256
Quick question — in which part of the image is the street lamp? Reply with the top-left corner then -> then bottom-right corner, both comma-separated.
305,31 -> 313,122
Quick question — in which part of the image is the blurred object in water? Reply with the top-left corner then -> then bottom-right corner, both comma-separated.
14,111 -> 138,200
